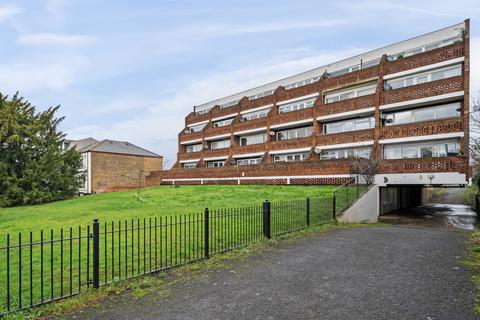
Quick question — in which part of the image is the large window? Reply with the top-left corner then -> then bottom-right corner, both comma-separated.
183,162 -> 197,169
324,117 -> 375,134
186,144 -> 202,153
325,83 -> 377,104
206,161 -> 224,168
239,133 -> 267,146
237,158 -> 261,166
276,126 -> 313,141
383,103 -> 460,126
278,98 -> 316,113
383,140 -> 460,159
242,108 -> 270,121
213,118 -> 235,128
384,64 -> 462,90
273,152 -> 308,163
285,77 -> 320,90
210,139 -> 231,150
320,147 -> 371,160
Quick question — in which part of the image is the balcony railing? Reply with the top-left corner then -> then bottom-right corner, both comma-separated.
270,107 -> 314,126
316,94 -> 375,117
178,151 -> 202,161
232,143 -> 266,155
203,148 -> 230,159
233,118 -> 268,133
385,42 -> 464,75
210,105 -> 239,119
380,156 -> 468,174
269,137 -> 313,151
186,111 -> 210,126
203,125 -> 232,139
239,94 -> 275,113
322,66 -> 379,91
380,118 -> 463,140
381,76 -> 464,105
316,129 -> 374,146
276,82 -> 319,102
179,130 -> 203,143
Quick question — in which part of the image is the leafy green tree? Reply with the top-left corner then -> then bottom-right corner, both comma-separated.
0,92 -> 82,207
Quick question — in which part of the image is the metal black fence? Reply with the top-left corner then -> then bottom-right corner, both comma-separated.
0,196 -> 334,316
332,172 -> 372,217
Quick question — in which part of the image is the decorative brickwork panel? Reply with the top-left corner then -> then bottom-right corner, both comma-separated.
210,105 -> 239,119
179,130 -> 203,143
380,118 -> 463,140
240,179 -> 288,185
276,82 -> 319,101
290,177 -> 350,185
322,67 -> 379,90
382,76 -> 463,105
385,43 -> 464,75
269,137 -> 313,151
316,94 -> 375,117
239,95 -> 275,112
316,129 -> 374,146
186,111 -> 210,126
178,151 -> 202,161
232,144 -> 265,155
270,108 -> 314,126
380,157 -> 468,174
203,148 -> 230,158
204,125 -> 232,138
172,180 -> 202,185
203,179 -> 238,185
233,118 -> 268,133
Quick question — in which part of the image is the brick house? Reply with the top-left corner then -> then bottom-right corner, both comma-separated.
63,138 -> 163,194
156,19 -> 470,191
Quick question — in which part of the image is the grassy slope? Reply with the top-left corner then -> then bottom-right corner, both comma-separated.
0,185 -> 335,235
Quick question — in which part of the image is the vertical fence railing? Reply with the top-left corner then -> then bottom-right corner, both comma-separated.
332,172 -> 373,219
0,196 -> 333,316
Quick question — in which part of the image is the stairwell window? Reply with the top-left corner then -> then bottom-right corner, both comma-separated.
186,144 -> 202,153
383,140 -> 460,160
278,98 -> 315,113
276,126 -> 313,141
210,139 -> 231,150
384,64 -> 462,90
324,117 -> 375,134
273,152 -> 308,163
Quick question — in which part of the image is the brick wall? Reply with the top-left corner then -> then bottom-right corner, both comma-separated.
90,152 -> 163,193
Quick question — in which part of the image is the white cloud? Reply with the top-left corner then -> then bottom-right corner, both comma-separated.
0,4 -> 21,22
17,33 -> 95,46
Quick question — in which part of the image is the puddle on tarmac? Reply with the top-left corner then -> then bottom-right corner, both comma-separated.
379,204 -> 477,230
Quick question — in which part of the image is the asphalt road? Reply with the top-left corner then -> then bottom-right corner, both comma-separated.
56,226 -> 476,320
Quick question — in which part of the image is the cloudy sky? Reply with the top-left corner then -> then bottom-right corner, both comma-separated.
0,0 -> 479,167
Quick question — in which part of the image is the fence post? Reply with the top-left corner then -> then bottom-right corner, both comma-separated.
306,197 -> 310,226
332,195 -> 337,221
204,208 -> 209,259
356,174 -> 359,199
263,200 -> 271,239
92,219 -> 100,289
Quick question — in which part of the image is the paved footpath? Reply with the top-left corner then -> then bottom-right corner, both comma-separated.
56,226 -> 477,320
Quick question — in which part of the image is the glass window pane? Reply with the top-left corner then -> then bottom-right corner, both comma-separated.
413,108 -> 433,122
402,146 -> 417,158
384,147 -> 401,159
420,146 -> 433,158
395,111 -> 411,124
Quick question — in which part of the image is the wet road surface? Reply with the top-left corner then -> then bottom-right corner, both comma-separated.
53,226 -> 476,320
379,204 -> 477,230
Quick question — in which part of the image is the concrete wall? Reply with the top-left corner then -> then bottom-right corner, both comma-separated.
339,185 -> 379,223
90,152 -> 163,193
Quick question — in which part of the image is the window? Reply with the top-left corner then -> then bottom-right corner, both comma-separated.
242,108 -> 270,121
186,144 -> 202,153
324,117 -> 375,134
276,126 -> 313,141
320,147 -> 371,160
220,100 -> 239,109
383,140 -> 460,159
189,123 -> 207,132
237,158 -> 261,166
80,154 -> 87,170
384,65 -> 462,90
239,133 -> 267,146
390,36 -> 462,60
195,108 -> 211,115
383,103 -> 461,126
249,90 -> 274,101
273,152 -> 308,163
278,98 -> 316,113
325,83 -> 377,104
285,77 -> 320,90
183,162 -> 197,169
206,161 -> 224,168
214,118 -> 234,128
210,139 -> 231,150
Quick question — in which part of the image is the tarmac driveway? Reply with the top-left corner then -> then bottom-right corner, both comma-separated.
55,226 -> 477,320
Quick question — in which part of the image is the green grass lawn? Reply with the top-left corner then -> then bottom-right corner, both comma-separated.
0,185 -> 337,236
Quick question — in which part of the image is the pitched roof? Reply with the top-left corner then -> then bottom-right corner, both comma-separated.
68,138 -> 161,157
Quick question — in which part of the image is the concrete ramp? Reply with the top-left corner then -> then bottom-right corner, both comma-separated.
339,185 -> 379,223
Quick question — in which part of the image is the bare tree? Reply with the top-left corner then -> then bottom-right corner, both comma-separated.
349,144 -> 381,185
470,93 -> 480,167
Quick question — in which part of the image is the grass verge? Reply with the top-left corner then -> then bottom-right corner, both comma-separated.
467,228 -> 480,314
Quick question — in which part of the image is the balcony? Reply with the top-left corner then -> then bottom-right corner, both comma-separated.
269,136 -> 313,152
316,94 -> 375,117
385,42 -> 464,75
210,105 -> 239,120
270,107 -> 314,127
232,143 -> 266,155
233,118 -> 268,133
316,129 -> 374,146
380,156 -> 468,174
322,66 -> 379,91
179,130 -> 203,144
178,151 -> 202,161
203,148 -> 230,159
276,82 -> 319,102
380,118 -> 463,140
381,76 -> 464,105
203,124 -> 232,139
239,95 -> 275,113
186,111 -> 210,126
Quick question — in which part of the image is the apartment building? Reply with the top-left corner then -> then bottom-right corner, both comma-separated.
162,20 -> 470,187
